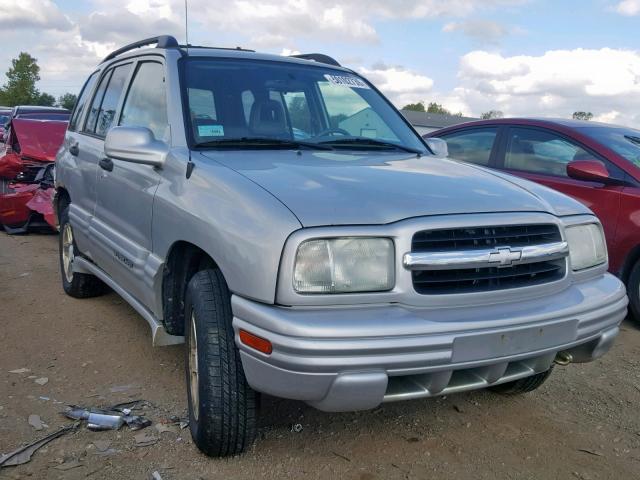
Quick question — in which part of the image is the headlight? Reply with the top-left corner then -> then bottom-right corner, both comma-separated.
565,223 -> 607,271
293,237 -> 394,293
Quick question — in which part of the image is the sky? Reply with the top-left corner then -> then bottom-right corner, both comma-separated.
1,0 -> 640,126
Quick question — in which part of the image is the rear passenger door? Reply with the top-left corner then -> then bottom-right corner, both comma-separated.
93,60 -> 168,306
435,127 -> 500,167
72,63 -> 133,257
59,69 -> 98,254
498,126 -> 622,250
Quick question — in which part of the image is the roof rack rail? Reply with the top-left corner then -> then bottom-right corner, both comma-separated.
179,44 -> 255,52
291,53 -> 341,67
102,35 -> 179,63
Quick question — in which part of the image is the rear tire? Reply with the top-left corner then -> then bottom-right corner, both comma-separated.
489,366 -> 554,395
627,260 -> 640,324
185,269 -> 257,457
58,203 -> 107,298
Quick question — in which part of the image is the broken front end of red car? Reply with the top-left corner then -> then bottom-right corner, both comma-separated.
0,118 -> 66,234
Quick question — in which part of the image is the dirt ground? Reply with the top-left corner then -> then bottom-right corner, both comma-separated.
1,233 -> 639,480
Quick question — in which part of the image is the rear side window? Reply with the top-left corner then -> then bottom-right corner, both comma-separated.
69,71 -> 98,131
504,127 -> 592,177
119,62 -> 168,140
84,63 -> 132,137
439,128 -> 498,166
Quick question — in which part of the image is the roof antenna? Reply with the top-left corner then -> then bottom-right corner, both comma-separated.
184,0 -> 189,49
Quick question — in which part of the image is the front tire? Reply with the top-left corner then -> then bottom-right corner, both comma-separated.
58,203 -> 107,298
627,260 -> 640,324
185,269 -> 257,457
489,366 -> 554,395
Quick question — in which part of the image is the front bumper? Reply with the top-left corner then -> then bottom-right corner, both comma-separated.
233,273 -> 627,412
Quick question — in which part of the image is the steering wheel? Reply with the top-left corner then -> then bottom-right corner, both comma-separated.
317,127 -> 350,137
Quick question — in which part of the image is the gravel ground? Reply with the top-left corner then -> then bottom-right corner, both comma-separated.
1,233 -> 639,480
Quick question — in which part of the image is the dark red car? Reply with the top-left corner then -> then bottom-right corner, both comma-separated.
0,118 -> 66,232
427,118 -> 640,322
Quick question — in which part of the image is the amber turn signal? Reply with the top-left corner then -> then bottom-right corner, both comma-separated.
239,329 -> 273,355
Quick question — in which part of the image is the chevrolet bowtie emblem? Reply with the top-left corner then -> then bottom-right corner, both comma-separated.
488,247 -> 522,267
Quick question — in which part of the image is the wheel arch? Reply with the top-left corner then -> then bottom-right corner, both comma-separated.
161,240 -> 220,336
53,187 -> 71,229
619,243 -> 640,284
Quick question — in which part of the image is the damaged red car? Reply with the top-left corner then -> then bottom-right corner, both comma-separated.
0,118 -> 67,233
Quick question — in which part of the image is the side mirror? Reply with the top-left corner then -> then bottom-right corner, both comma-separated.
104,126 -> 168,168
567,159 -> 610,183
424,137 -> 448,158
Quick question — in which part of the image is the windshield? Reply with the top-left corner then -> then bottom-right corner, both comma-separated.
581,126 -> 640,168
182,58 -> 427,153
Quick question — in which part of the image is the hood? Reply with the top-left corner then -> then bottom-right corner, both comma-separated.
11,118 -> 67,162
201,150 -> 590,227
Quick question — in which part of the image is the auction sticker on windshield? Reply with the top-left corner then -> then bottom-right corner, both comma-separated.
324,74 -> 370,89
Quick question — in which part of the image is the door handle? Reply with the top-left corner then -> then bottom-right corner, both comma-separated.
69,143 -> 79,156
99,157 -> 114,172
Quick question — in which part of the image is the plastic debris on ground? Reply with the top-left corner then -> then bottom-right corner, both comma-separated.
63,404 -> 152,431
0,424 -> 78,468
8,368 -> 30,374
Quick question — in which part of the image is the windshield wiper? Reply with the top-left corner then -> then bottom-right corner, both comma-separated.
318,137 -> 422,155
194,137 -> 334,150
624,135 -> 640,146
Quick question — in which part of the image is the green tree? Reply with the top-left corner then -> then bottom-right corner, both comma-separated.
402,101 -> 426,112
58,92 -> 77,110
481,110 -> 504,119
572,111 -> 593,121
37,92 -> 56,106
426,102 -> 451,115
0,52 -> 56,107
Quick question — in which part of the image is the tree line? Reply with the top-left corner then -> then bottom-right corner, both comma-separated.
401,101 -> 594,122
0,52 -> 77,110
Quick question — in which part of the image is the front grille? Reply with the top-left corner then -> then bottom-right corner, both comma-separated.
412,224 -> 561,251
411,224 -> 565,294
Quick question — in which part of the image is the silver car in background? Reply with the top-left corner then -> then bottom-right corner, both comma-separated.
55,35 -> 627,457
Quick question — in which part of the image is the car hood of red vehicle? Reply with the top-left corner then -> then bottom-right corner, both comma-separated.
11,118 -> 68,162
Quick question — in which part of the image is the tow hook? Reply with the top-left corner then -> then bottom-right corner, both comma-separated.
554,351 -> 573,366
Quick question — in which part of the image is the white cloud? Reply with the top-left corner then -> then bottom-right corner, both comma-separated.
75,0 -> 527,47
594,110 -> 621,123
0,0 -> 72,31
449,48 -> 640,126
358,64 -> 435,106
78,10 -> 183,45
614,0 -> 640,15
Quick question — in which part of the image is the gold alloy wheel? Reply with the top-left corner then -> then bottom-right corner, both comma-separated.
189,312 -> 199,421
62,223 -> 75,283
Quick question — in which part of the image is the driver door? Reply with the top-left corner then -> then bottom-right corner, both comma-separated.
92,60 -> 168,306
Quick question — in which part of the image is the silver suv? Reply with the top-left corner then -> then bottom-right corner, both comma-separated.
55,36 -> 628,457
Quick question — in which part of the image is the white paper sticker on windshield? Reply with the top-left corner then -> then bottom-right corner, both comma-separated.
324,74 -> 370,89
198,124 -> 224,137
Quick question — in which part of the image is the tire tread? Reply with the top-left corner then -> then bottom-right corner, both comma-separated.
186,269 -> 256,457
